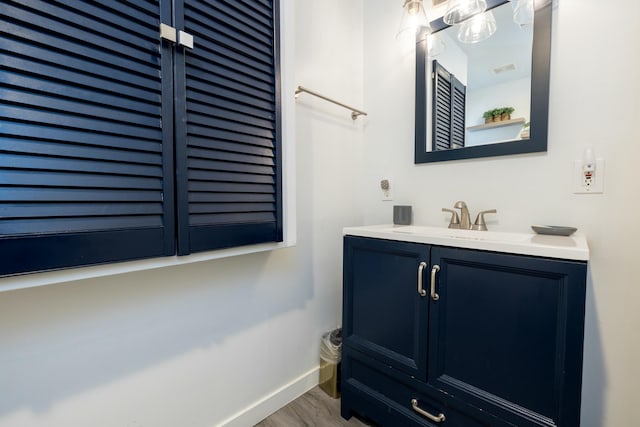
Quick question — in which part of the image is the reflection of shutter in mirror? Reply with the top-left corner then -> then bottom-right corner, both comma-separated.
451,79 -> 466,149
432,60 -> 466,151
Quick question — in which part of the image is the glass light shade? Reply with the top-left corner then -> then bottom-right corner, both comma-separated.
457,10 -> 497,44
427,34 -> 446,57
511,0 -> 534,26
397,0 -> 431,41
443,0 -> 488,25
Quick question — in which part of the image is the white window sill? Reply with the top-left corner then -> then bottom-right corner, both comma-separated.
0,241 -> 295,293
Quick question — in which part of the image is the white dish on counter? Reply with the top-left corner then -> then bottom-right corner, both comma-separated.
531,225 -> 578,236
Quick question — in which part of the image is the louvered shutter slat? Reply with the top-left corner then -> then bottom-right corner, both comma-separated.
188,137 -> 274,157
1,54 -> 160,103
188,181 -> 274,194
188,147 -> 274,166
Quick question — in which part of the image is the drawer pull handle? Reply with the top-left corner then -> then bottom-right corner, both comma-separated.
417,262 -> 427,296
430,264 -> 440,301
411,399 -> 446,423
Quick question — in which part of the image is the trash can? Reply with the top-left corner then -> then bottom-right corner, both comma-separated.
319,327 -> 342,398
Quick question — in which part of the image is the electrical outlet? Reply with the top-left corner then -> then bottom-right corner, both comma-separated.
380,179 -> 393,201
573,159 -> 604,194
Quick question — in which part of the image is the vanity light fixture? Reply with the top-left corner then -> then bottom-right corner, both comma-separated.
457,10 -> 497,43
397,0 -> 431,41
443,0 -> 488,25
431,0 -> 535,46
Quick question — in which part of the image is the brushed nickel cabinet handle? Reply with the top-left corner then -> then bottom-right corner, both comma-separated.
430,264 -> 440,301
411,399 -> 446,422
417,262 -> 427,297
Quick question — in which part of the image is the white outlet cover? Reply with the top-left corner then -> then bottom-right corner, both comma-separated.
573,159 -> 604,194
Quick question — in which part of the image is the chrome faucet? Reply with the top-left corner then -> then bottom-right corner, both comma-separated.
443,201 -> 497,231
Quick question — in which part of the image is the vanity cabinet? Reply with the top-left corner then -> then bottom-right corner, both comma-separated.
341,236 -> 588,427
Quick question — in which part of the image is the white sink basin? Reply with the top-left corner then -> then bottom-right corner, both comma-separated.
343,224 -> 589,261
387,226 -> 530,243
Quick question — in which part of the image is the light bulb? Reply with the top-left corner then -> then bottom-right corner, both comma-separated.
511,0 -> 534,26
397,0 -> 431,41
457,10 -> 497,44
444,0 -> 488,25
408,2 -> 420,15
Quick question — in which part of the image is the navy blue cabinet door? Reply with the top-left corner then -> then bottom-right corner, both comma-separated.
0,0 -> 175,275
427,246 -> 587,427
343,236 -> 430,379
174,0 -> 283,254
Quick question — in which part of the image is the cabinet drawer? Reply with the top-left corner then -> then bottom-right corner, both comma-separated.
342,353 -> 506,427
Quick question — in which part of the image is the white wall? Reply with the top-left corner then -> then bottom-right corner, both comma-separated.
363,1 -> 640,426
0,1 -> 364,426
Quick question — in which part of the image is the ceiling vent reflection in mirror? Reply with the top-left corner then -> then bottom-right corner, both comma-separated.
491,63 -> 517,75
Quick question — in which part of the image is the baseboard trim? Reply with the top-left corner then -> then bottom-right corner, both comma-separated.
216,366 -> 319,427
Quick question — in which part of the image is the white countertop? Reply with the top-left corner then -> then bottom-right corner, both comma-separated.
343,224 -> 589,261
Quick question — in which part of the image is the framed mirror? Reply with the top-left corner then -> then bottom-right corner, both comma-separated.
415,0 -> 552,164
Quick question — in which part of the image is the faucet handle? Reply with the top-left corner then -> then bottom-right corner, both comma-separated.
472,209 -> 497,231
442,208 -> 461,229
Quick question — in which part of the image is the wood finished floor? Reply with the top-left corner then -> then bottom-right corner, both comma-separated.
254,387 -> 376,427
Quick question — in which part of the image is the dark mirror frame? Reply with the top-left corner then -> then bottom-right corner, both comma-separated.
415,0 -> 552,164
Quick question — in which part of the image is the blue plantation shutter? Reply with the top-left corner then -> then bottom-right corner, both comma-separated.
0,0 -> 175,275
432,60 -> 466,151
175,0 -> 282,254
